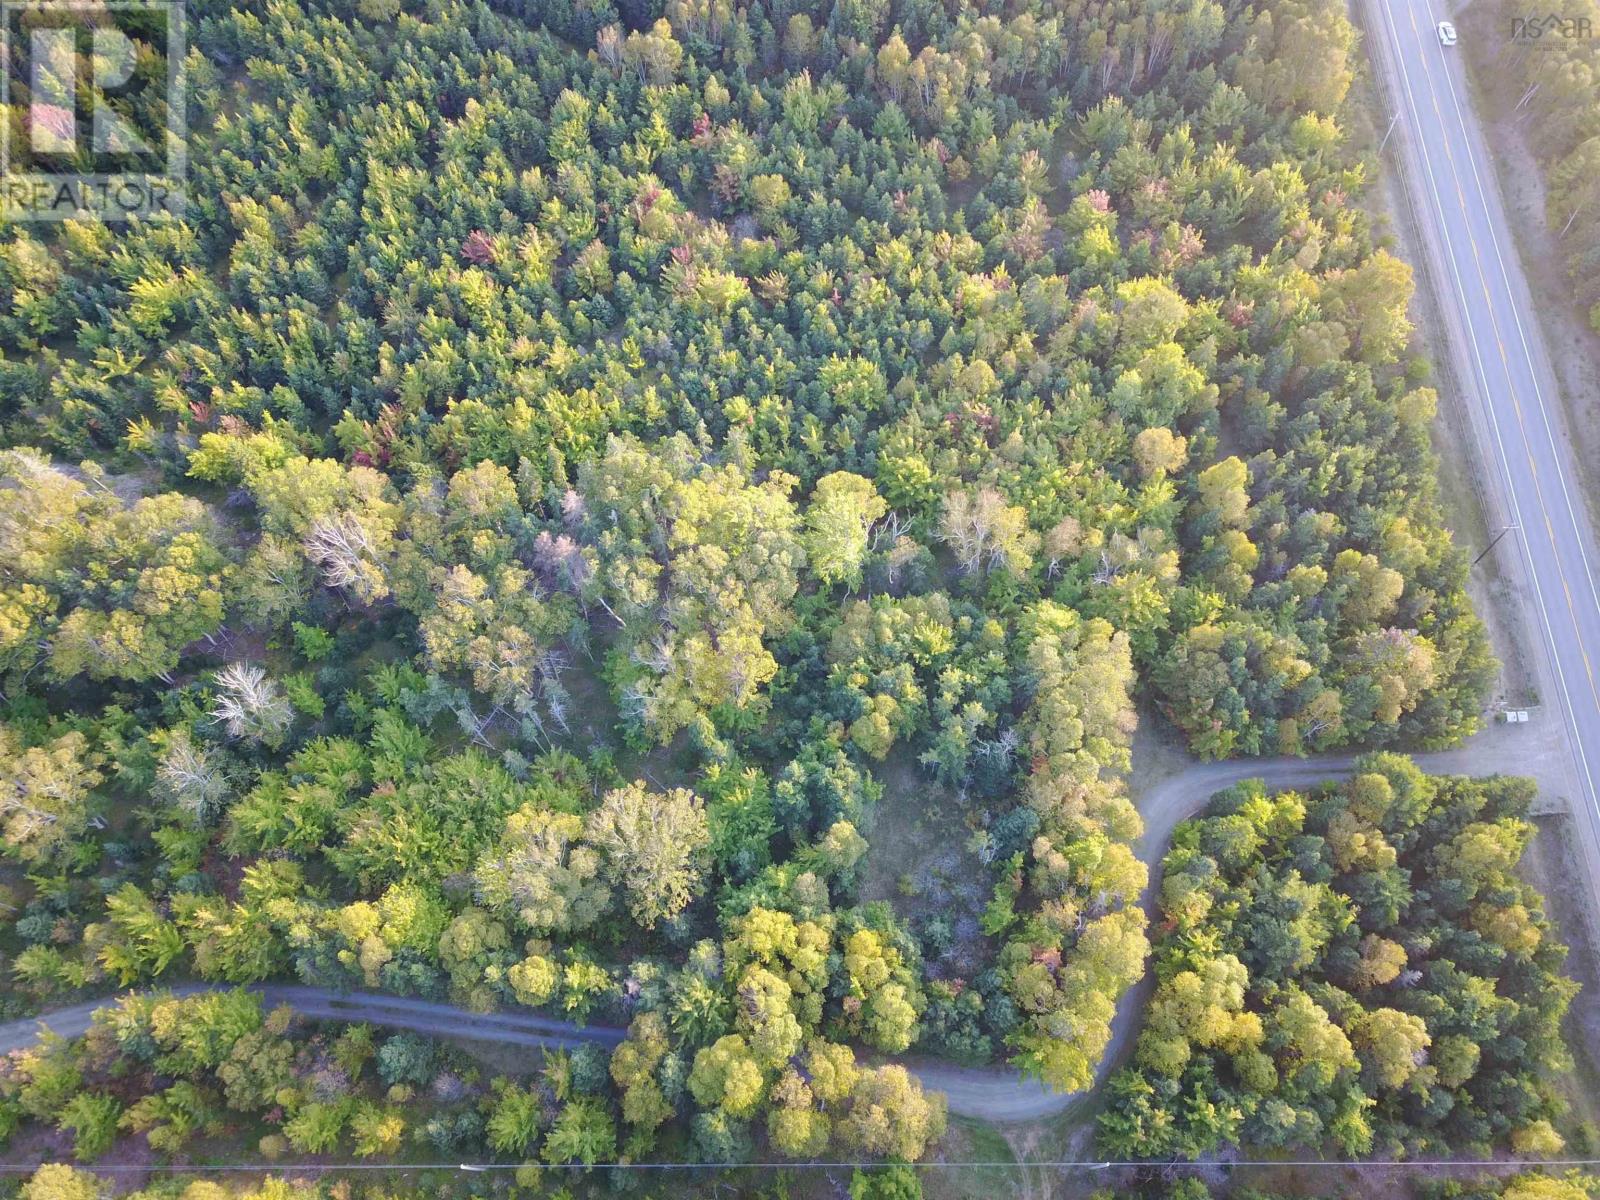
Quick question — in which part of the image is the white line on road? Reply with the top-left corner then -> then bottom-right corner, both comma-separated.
1428,10 -> 1600,627
1377,0 -> 1600,851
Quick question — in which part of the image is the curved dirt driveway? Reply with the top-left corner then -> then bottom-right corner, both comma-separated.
0,738 -> 1542,1124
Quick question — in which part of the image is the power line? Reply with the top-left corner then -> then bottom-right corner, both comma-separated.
5,1159 -> 1600,1174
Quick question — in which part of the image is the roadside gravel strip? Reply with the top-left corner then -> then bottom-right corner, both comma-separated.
0,744 -> 1511,1125
1353,0 -> 1600,936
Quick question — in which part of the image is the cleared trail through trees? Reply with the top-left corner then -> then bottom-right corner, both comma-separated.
0,738 -> 1542,1124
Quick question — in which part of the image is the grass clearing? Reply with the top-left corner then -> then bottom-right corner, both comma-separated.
926,1117 -> 1025,1200
859,754 -> 994,979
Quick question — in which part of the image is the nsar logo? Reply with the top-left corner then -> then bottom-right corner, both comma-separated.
1511,12 -> 1595,39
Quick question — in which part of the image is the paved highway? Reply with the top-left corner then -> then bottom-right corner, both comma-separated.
1365,0 -> 1600,901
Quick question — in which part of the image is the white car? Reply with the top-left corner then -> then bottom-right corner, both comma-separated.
1437,20 -> 1457,45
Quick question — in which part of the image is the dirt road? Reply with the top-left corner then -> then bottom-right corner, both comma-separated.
0,737 -> 1539,1125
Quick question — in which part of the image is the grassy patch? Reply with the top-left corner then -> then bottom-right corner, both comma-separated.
926,1116 -> 1023,1200
859,754 -> 993,979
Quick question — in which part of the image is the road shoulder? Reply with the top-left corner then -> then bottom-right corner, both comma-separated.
1453,0 -> 1600,537
1349,0 -> 1600,1146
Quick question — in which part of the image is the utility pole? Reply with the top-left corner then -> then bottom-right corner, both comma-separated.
1473,524 -> 1518,567
1377,111 -> 1401,155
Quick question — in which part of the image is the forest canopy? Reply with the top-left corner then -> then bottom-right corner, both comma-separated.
0,0 -> 1543,1184
1101,759 -> 1577,1162
0,0 -> 1491,759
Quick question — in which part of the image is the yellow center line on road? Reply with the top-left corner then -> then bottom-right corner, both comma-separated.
1408,4 -> 1600,709
1466,236 -> 1600,697
1425,0 -> 1600,638
1386,0 -> 1600,845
